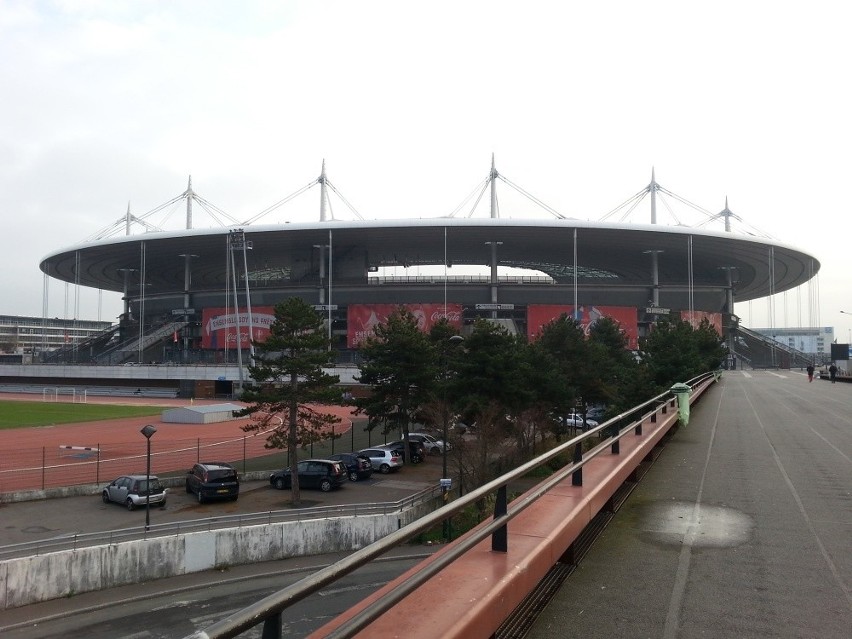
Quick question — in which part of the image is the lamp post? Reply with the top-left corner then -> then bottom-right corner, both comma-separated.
140,424 -> 157,532
442,335 -> 465,541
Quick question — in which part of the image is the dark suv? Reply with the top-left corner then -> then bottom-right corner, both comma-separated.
186,462 -> 240,503
270,459 -> 347,492
328,452 -> 373,481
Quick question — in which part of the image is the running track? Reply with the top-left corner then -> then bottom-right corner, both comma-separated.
0,394 -> 356,494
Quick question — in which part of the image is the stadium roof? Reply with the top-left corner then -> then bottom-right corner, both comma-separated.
40,217 -> 819,305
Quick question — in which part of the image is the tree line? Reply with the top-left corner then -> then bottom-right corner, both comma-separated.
240,299 -> 725,503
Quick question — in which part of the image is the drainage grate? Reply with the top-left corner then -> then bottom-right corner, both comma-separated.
494,562 -> 575,639
494,428 -> 675,638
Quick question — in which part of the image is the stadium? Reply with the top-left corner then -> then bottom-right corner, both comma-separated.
23,162 -> 824,397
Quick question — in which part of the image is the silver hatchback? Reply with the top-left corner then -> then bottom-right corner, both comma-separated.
102,475 -> 167,510
358,447 -> 403,474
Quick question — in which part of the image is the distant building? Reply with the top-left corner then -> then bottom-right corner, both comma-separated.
0,314 -> 113,355
751,326 -> 833,356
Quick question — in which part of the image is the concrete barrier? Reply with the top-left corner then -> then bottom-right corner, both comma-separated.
0,508 -> 423,610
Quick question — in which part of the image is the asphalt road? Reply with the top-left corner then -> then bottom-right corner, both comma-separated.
0,549 -> 433,638
0,457 -> 444,637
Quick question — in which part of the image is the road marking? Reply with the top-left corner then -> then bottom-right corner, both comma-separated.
742,390 -> 852,608
662,384 -> 725,639
741,371 -> 752,378
767,372 -> 787,378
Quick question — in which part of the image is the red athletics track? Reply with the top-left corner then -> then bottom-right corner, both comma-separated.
0,394 -> 356,494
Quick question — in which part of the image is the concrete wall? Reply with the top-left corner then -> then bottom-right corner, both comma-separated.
0,508 -> 428,610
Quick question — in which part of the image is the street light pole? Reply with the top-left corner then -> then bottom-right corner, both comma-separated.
140,424 -> 157,532
442,335 -> 464,541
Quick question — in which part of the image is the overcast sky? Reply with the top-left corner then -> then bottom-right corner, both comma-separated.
2,1 -> 850,340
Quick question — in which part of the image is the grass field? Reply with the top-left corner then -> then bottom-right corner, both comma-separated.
0,400 -> 166,429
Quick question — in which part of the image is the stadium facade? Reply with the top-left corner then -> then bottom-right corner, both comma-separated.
10,165 -> 827,396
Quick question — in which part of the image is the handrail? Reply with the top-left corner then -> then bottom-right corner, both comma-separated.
185,371 -> 717,639
0,485 -> 441,561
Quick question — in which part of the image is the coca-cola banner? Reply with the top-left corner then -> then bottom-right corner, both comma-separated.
527,305 -> 639,349
347,304 -> 463,348
681,310 -> 722,335
201,306 -> 276,349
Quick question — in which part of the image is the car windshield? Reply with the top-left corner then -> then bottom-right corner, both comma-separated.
208,470 -> 237,482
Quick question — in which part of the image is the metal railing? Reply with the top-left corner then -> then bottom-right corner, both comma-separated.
0,485 -> 441,561
185,371 -> 717,639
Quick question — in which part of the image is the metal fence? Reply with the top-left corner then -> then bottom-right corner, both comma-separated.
0,418 -> 414,495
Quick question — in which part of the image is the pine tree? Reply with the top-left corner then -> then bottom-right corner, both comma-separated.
240,298 -> 341,506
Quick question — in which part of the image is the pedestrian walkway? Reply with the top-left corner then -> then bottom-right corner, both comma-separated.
528,370 -> 852,638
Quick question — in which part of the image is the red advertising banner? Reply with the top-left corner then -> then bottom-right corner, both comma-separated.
347,304 -> 463,348
681,310 -> 723,335
527,305 -> 639,350
201,306 -> 276,349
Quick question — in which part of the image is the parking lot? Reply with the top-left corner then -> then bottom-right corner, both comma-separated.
0,454 -> 445,548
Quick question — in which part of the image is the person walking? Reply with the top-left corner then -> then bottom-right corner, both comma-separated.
829,363 -> 838,383
806,364 -> 815,382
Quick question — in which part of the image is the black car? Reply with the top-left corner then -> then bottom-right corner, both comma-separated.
270,459 -> 347,492
328,452 -> 373,481
185,461 -> 240,503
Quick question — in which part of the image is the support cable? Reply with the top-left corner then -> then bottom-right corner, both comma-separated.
241,181 -> 317,225
497,175 -> 568,219
446,177 -> 490,218
325,180 -> 365,220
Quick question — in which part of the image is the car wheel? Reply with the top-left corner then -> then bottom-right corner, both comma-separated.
197,490 -> 204,504
380,464 -> 391,474
126,498 -> 135,511
275,477 -> 285,490
159,499 -> 167,508
348,470 -> 360,482
320,479 -> 333,492
102,491 -> 110,504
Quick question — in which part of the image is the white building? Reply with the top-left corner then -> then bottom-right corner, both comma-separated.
0,314 -> 113,355
751,326 -> 834,356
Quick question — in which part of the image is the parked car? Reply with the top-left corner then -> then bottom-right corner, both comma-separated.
453,420 -> 476,435
383,440 -> 425,464
564,412 -> 599,430
269,459 -> 347,492
408,432 -> 450,455
185,461 -> 240,503
359,447 -> 404,474
586,406 -> 607,422
102,475 -> 167,510
328,452 -> 373,481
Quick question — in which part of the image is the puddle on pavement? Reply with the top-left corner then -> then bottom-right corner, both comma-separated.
20,525 -> 55,534
638,501 -> 753,548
